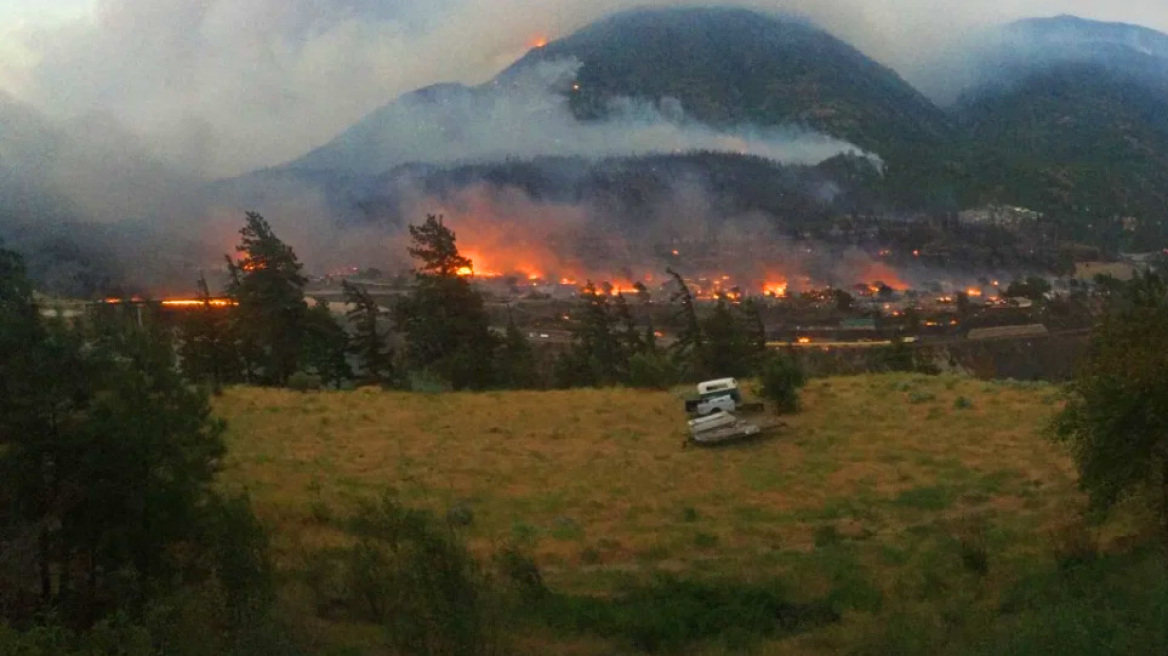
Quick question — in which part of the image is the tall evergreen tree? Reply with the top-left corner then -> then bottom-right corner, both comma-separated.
178,274 -> 240,392
224,212 -> 308,385
612,292 -> 644,362
740,297 -> 769,363
666,268 -> 704,376
302,300 -> 353,388
497,313 -> 538,389
698,296 -> 756,379
574,282 -> 625,385
394,215 -> 496,390
343,280 -> 393,385
407,214 -> 472,277
0,246 -> 229,626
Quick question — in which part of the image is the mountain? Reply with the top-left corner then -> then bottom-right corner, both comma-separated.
290,83 -> 482,176
248,10 -> 1168,248
952,17 -> 1168,243
498,7 -> 953,158
267,7 -> 957,214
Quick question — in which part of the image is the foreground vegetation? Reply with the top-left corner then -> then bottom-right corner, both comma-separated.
6,218 -> 1168,654
212,374 -> 1164,654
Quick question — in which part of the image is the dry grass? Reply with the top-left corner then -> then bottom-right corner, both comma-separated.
214,374 -> 1083,653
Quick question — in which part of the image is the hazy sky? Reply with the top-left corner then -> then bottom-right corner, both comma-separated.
4,0 -> 1168,178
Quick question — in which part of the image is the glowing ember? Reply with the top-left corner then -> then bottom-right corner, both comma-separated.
966,288 -> 983,297
797,337 -> 812,344
161,299 -> 236,308
764,282 -> 789,298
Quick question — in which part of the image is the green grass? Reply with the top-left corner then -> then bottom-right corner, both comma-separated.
211,373 -> 1150,654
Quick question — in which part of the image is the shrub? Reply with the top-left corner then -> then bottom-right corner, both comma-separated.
954,396 -> 973,409
760,353 -> 807,415
694,532 -> 720,548
627,351 -> 680,390
305,493 -> 506,656
908,391 -> 936,404
532,577 -> 838,653
287,371 -> 322,392
495,545 -> 546,603
445,503 -> 475,528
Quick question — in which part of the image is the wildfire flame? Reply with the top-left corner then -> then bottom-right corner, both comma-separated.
764,282 -> 789,298
102,298 -> 236,308
162,299 -> 236,308
531,36 -> 548,48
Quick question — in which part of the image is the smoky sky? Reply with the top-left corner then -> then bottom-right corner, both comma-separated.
5,0 -> 1168,180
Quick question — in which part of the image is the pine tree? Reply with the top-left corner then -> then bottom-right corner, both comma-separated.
666,268 -> 704,377
224,212 -> 308,385
698,296 -> 755,378
0,246 -> 229,625
497,314 -> 538,389
407,214 -> 472,277
394,215 -> 496,390
556,283 -> 622,387
302,300 -> 353,388
178,274 -> 240,392
612,292 -> 645,362
343,280 -> 394,385
740,297 -> 769,364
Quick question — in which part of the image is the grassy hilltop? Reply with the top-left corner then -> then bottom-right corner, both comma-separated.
214,375 -> 1161,654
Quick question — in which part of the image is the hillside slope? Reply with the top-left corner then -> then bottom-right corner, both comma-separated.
500,7 -> 953,157
957,66 -> 1168,243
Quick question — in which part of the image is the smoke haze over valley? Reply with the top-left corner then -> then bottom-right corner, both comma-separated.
5,1 -> 1168,294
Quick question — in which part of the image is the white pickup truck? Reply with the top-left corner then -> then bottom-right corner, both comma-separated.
684,378 -> 743,416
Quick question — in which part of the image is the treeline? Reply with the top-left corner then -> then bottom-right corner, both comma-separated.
0,242 -> 286,652
176,211 -> 783,393
179,212 -> 503,391
553,269 -> 769,389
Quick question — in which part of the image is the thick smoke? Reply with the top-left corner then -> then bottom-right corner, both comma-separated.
3,0 -> 1165,294
300,59 -> 873,175
381,180 -> 920,296
6,0 -> 1168,179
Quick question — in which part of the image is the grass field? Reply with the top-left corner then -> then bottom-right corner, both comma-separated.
213,374 -> 1148,654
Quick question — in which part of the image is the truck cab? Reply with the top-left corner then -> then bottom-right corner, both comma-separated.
686,378 -> 743,416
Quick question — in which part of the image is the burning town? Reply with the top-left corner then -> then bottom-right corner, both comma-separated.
6,4 -> 1168,656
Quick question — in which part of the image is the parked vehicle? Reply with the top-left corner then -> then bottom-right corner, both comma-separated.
684,378 -> 743,416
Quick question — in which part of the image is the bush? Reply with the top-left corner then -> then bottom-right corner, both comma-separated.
495,545 -> 546,603
304,493 -> 506,656
287,371 -> 322,392
531,577 -> 838,653
908,391 -> 936,404
760,353 -> 807,415
627,351 -> 680,390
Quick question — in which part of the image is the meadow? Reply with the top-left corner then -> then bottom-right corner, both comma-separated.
214,374 -> 1162,654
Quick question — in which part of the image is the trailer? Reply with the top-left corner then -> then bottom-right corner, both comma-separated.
686,410 -> 769,446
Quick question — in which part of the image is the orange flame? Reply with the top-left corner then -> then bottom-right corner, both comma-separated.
764,282 -> 789,297
161,298 -> 236,308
